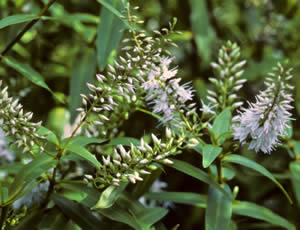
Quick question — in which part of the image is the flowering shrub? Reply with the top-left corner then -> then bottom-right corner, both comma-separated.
0,1 -> 299,230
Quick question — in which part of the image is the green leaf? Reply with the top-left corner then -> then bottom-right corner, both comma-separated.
232,201 -> 296,230
108,137 -> 140,146
62,136 -> 106,147
170,159 -> 229,197
65,144 -> 101,170
52,194 -> 109,230
2,56 -> 64,104
212,108 -> 232,144
145,191 -> 207,208
70,48 -> 96,122
202,144 -> 222,168
205,184 -> 232,230
223,154 -> 293,204
138,207 -> 168,228
96,0 -> 127,70
189,0 -> 216,65
38,207 -> 68,230
92,183 -> 127,209
0,14 -> 38,30
15,209 -> 44,230
289,161 -> 300,206
292,141 -> 300,158
96,0 -> 131,29
37,126 -> 60,146
7,155 -> 57,204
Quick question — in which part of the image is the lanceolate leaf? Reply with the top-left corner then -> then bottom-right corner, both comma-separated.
170,159 -> 229,197
2,56 -> 63,103
65,144 -> 101,170
69,48 -> 96,123
289,161 -> 300,206
212,107 -> 232,144
0,14 -> 38,30
7,154 -> 57,204
96,0 -> 127,70
205,184 -> 232,230
202,144 -> 222,168
52,194 -> 109,230
92,183 -> 127,209
232,201 -> 296,230
223,154 -> 292,204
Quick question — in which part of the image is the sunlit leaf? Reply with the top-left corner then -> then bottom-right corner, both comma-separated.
0,14 -> 38,30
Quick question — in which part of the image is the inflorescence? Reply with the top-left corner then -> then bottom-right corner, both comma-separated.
232,63 -> 294,153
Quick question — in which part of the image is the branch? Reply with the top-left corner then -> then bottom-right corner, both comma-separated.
0,0 -> 58,60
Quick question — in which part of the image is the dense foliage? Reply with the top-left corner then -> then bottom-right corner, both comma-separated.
0,0 -> 300,229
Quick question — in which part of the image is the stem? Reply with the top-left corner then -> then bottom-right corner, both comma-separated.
0,0 -> 58,60
217,158 -> 223,184
0,206 -> 8,230
40,165 -> 58,209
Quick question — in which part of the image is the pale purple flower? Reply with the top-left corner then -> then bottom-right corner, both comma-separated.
142,57 -> 194,125
232,63 -> 294,153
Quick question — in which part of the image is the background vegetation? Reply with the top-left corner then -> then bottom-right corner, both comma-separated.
1,0 -> 300,229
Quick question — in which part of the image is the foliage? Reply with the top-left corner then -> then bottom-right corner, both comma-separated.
0,0 -> 300,230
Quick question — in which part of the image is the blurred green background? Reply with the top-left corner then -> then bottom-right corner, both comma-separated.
1,0 -> 300,229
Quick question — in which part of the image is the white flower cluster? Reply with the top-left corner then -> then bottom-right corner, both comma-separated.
91,128 -> 181,187
208,41 -> 247,112
232,63 -> 294,153
0,128 -> 14,161
142,57 -> 194,125
0,80 -> 45,153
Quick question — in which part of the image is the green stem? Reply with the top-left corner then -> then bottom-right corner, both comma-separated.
0,0 -> 58,60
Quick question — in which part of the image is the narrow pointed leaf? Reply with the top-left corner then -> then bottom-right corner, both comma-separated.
202,144 -> 222,168
65,144 -> 101,170
96,0 -> 127,70
0,14 -> 38,30
290,161 -> 300,206
145,191 -> 207,207
70,48 -> 96,122
212,107 -> 231,144
205,184 -> 232,230
223,154 -> 292,204
138,207 -> 168,228
232,201 -> 296,230
2,56 -> 63,103
92,183 -> 127,209
52,194 -> 109,230
170,159 -> 229,197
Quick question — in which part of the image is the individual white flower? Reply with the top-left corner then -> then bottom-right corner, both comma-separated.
232,63 -> 294,154
200,100 -> 216,115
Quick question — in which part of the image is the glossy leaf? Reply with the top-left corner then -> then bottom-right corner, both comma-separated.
37,126 -> 60,146
52,194 -> 109,230
69,48 -> 96,122
96,0 -> 127,70
289,161 -> 300,206
223,154 -> 292,204
189,0 -> 216,65
232,201 -> 296,230
96,0 -> 131,29
38,207 -> 68,230
7,154 -> 57,203
62,136 -> 106,147
0,14 -> 38,30
145,191 -> 207,208
65,144 -> 101,170
202,144 -> 222,168
92,183 -> 127,209
108,136 -> 140,146
212,107 -> 232,144
138,207 -> 168,228
205,184 -> 232,230
2,56 -> 63,103
170,159 -> 229,197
